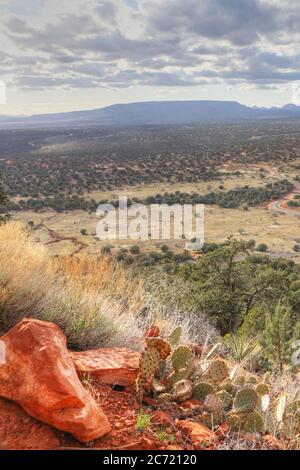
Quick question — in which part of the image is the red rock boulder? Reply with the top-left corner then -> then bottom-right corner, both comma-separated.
176,420 -> 218,448
0,319 -> 111,442
70,347 -> 140,387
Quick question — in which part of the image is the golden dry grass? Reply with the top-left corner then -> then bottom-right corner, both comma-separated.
0,221 -> 214,349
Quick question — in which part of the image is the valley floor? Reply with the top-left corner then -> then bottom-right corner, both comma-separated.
11,161 -> 300,261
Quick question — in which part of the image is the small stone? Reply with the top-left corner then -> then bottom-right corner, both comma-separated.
176,420 -> 218,447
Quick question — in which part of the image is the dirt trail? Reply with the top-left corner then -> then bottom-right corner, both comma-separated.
268,182 -> 300,217
35,215 -> 87,255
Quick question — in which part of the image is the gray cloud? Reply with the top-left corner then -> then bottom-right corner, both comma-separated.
147,0 -> 280,46
1,0 -> 300,92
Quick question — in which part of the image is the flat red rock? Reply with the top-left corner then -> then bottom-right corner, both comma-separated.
70,347 -> 141,387
0,318 -> 111,442
176,420 -> 218,448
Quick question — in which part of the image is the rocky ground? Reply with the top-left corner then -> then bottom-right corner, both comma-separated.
0,318 -> 286,451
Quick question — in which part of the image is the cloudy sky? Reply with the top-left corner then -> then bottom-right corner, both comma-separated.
1,0 -> 300,115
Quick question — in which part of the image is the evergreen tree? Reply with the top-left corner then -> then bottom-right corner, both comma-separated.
263,301 -> 293,372
0,174 -> 7,205
0,174 -> 8,223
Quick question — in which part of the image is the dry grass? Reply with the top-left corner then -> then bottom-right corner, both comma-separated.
1,221 -> 300,449
0,221 -> 215,350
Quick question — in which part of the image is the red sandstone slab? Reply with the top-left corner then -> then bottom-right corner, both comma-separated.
70,347 -> 141,387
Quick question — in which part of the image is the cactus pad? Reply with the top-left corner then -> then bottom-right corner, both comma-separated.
171,345 -> 192,372
202,394 -> 224,426
263,371 -> 271,384
208,359 -> 229,383
171,379 -> 193,403
233,387 -> 259,413
255,383 -> 270,396
246,376 -> 257,385
234,376 -> 245,387
193,381 -> 215,401
139,347 -> 160,375
168,368 -> 190,388
145,338 -> 171,360
136,346 -> 161,401
228,412 -> 244,431
169,326 -> 182,346
203,394 -> 223,413
219,378 -> 237,395
216,390 -> 233,410
243,411 -> 264,433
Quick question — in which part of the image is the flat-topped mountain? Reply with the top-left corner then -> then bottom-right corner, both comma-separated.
1,100 -> 300,129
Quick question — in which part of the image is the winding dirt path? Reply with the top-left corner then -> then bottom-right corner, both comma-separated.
35,215 -> 87,255
268,182 -> 300,217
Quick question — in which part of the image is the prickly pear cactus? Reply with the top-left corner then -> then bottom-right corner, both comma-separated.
193,381 -> 215,401
276,393 -> 287,423
246,376 -> 257,385
255,383 -> 270,396
287,400 -> 300,417
233,387 -> 259,413
136,346 -> 160,402
169,326 -> 182,346
216,389 -> 233,410
219,378 -> 237,395
145,337 -> 171,360
207,359 -> 229,384
201,410 -> 224,428
286,400 -> 300,426
234,376 -> 245,387
203,393 -> 223,413
168,368 -> 190,388
283,400 -> 300,432
228,411 -> 244,431
171,345 -> 192,372
171,379 -> 193,403
200,411 -> 214,429
263,371 -> 271,384
203,394 -> 225,426
243,411 -> 264,433
159,359 -> 167,381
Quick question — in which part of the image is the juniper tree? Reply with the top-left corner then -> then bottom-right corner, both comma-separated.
263,301 -> 293,373
0,175 -> 7,205
178,239 -> 288,334
0,174 -> 8,222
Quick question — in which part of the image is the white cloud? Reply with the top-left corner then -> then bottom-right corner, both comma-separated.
0,0 -> 300,112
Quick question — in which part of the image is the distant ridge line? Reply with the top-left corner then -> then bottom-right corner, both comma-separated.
1,100 -> 300,129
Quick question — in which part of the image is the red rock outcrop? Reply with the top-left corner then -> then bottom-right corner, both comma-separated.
0,397 -> 60,450
70,347 -> 140,387
0,319 -> 111,442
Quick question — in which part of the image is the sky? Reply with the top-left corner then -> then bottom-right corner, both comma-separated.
1,0 -> 300,115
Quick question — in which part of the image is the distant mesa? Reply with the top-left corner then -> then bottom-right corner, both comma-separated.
1,100 -> 300,129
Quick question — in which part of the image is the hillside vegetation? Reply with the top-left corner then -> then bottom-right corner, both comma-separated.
1,221 -> 300,449
0,221 -> 211,350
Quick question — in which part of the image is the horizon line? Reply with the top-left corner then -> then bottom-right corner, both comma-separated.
0,98 -> 298,119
